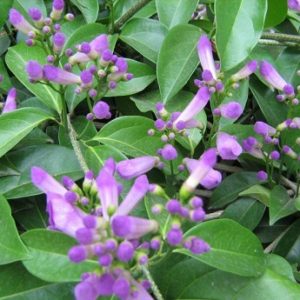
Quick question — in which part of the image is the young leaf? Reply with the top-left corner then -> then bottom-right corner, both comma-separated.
70,0 -> 99,23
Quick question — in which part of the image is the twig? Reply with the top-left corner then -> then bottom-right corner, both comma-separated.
114,0 -> 151,31
261,32 -> 300,44
141,265 -> 164,300
195,189 -> 212,198
67,115 -> 89,173
258,39 -> 298,48
205,210 -> 223,220
264,228 -> 289,253
215,163 -> 242,173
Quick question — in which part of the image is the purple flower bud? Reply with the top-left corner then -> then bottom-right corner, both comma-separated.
75,228 -> 94,245
254,121 -> 276,137
92,101 -> 111,119
197,35 -> 217,79
187,237 -> 210,254
190,207 -> 205,222
101,49 -> 113,62
54,23 -> 61,31
42,26 -> 51,34
9,9 -> 36,34
167,228 -> 183,246
126,73 -> 133,80
108,81 -> 117,89
105,239 -> 117,251
155,119 -> 165,130
43,65 -> 81,84
260,61 -> 289,91
150,238 -> 161,250
116,156 -> 158,180
74,281 -> 98,300
217,132 -> 242,160
283,84 -> 295,96
270,150 -> 280,160
166,199 -> 182,214
99,253 -> 113,266
2,88 -> 17,113
112,215 -> 158,239
53,32 -> 65,52
51,0 -> 64,20
93,243 -> 105,256
216,81 -> 224,92
190,196 -> 203,208
68,245 -> 87,263
289,0 -> 300,11
28,7 -> 43,21
88,89 -> 97,98
64,191 -> 77,203
83,215 -> 97,228
65,13 -> 74,21
47,55 -> 55,63
65,48 -> 73,57
231,60 -> 257,81
160,144 -> 177,160
200,169 -> 222,189
217,101 -> 243,119
80,70 -> 93,85
257,170 -> 268,181
115,175 -> 149,216
80,42 -> 91,54
202,70 -> 214,82
113,278 -> 130,299
117,241 -> 134,262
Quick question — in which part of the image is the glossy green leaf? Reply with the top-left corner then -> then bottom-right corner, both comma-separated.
0,0 -> 13,29
70,0 -> 99,23
210,172 -> 260,209
0,108 -> 51,158
106,59 -> 156,97
0,263 -> 74,300
0,144 -> 82,199
157,24 -> 201,102
215,0 -> 267,71
22,229 -> 98,282
156,0 -> 199,29
0,195 -> 28,265
221,197 -> 265,230
265,0 -> 287,28
92,116 -> 163,157
6,44 -> 62,113
0,59 -> 13,92
176,219 -> 266,276
269,185 -> 297,225
120,18 -> 167,63
239,185 -> 271,206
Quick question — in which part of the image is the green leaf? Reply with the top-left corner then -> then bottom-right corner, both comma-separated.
0,144 -> 82,199
0,263 -> 74,300
92,116 -> 163,157
269,185 -> 297,225
0,108 -> 51,158
176,219 -> 266,277
120,18 -> 167,63
5,44 -> 62,113
250,76 -> 288,127
0,195 -> 28,265
265,0 -> 287,28
157,24 -> 201,102
14,0 -> 47,19
156,0 -> 199,29
0,0 -> 13,29
0,59 -> 13,92
70,0 -> 99,23
221,197 -> 265,230
210,172 -> 260,209
21,229 -> 98,282
106,59 -> 156,97
215,0 -> 267,71
239,185 -> 271,206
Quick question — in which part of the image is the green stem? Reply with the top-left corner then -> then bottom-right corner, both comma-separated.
67,115 -> 89,173
60,86 -> 68,129
141,266 -> 164,300
114,0 -> 151,31
261,32 -> 300,44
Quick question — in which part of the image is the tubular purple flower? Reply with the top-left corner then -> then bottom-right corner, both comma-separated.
197,35 -> 217,79
96,169 -> 119,220
26,61 -> 43,81
80,70 -> 93,86
69,52 -> 90,65
242,136 -> 264,159
51,0 -> 64,20
53,32 -> 65,52
173,86 -> 211,130
115,175 -> 149,216
215,101 -> 243,119
9,9 -> 36,35
43,65 -> 81,85
90,34 -> 109,58
113,278 -> 130,299
217,132 -> 242,160
180,148 -> 217,196
231,60 -> 257,81
111,215 -> 158,239
260,61 -> 293,93
200,169 -> 222,190
31,166 -> 67,195
108,58 -> 128,82
160,144 -> 178,160
92,101 -> 111,119
2,88 -> 17,114
254,121 -> 276,137
116,156 -> 159,180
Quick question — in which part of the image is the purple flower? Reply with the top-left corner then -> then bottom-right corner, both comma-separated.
26,61 -> 43,81
117,241 -> 134,262
28,8 -> 43,22
197,35 -> 217,80
242,136 -> 264,159
53,32 -> 65,52
113,277 -> 130,299
289,0 -> 300,11
43,65 -> 81,85
80,70 -> 93,86
2,88 -> 17,114
254,121 -> 276,137
111,215 -> 158,239
260,61 -> 293,94
214,101 -> 243,119
185,237 -> 210,254
115,175 -> 149,216
116,156 -> 158,180
231,60 -> 257,81
257,170 -> 268,181
108,58 -> 129,82
200,169 -> 222,190
173,86 -> 211,130
160,144 -> 178,160
51,0 -> 65,20
217,132 -> 242,160
92,101 -> 111,119
181,148 -> 217,195
9,9 -> 36,35
167,228 -> 183,246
